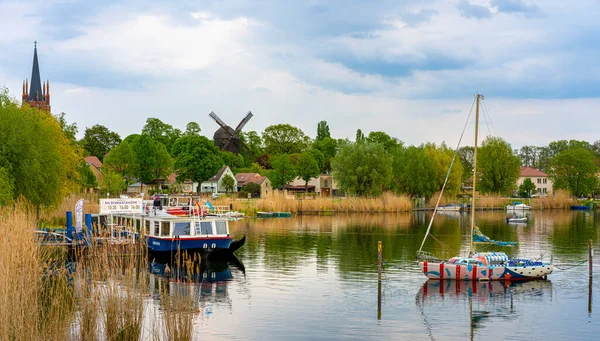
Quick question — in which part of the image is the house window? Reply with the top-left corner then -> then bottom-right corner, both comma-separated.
537,178 -> 541,184
161,222 -> 171,236
543,178 -> 547,184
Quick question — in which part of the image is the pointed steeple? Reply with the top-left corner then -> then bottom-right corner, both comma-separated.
28,41 -> 43,102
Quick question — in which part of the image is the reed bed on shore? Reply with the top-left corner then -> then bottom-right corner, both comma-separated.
529,190 -> 574,209
39,192 -> 100,227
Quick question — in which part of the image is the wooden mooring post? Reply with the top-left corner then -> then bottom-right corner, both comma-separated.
377,241 -> 382,320
589,239 -> 593,315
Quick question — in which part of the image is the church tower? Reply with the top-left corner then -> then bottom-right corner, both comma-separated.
22,41 -> 51,112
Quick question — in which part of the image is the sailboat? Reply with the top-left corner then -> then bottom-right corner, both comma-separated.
417,94 -> 553,281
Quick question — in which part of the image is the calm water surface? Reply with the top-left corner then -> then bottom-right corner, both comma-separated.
155,210 -> 600,340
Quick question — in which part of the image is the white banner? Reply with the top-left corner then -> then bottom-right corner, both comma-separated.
100,198 -> 143,214
75,199 -> 84,233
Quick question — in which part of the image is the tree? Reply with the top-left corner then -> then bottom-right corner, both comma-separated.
355,129 -> 365,143
296,152 -> 320,192
241,182 -> 261,197
55,112 -> 78,145
366,131 -> 401,153
458,146 -> 474,184
0,89 -> 80,210
131,134 -> 158,186
222,151 -> 244,169
184,122 -> 201,136
477,136 -> 521,195
103,140 -> 135,178
425,143 -> 462,198
0,167 -> 14,206
78,162 -> 97,190
316,121 -> 331,141
222,173 -> 235,193
331,142 -> 392,196
100,170 -> 126,196
392,146 -> 438,199
270,154 -> 296,189
142,118 -> 182,154
81,124 -> 121,161
262,124 -> 310,155
153,142 -> 173,180
519,178 -> 536,198
549,148 -> 599,197
308,148 -> 325,172
517,146 -> 538,167
171,135 -> 223,184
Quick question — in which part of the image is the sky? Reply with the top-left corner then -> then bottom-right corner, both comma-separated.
1,0 -> 599,148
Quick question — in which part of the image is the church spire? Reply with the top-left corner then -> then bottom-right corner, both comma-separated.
22,41 -> 51,112
28,41 -> 43,102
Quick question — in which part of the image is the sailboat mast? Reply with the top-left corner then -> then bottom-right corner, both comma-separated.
470,94 -> 481,257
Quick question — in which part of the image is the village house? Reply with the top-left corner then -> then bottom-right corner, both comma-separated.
84,156 -> 103,186
166,173 -> 198,194
284,174 -> 337,197
235,173 -> 271,198
517,166 -> 553,195
200,165 -> 237,194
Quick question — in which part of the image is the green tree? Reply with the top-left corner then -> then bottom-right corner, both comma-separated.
458,146 -> 474,183
131,134 -> 158,187
55,112 -> 78,144
331,142 -> 392,196
78,163 -> 97,190
477,136 -> 521,195
222,173 -> 236,193
296,152 -> 320,192
392,145 -> 438,199
171,135 -> 223,184
0,89 -> 79,210
241,182 -> 261,197
366,131 -> 401,153
222,151 -> 244,169
262,124 -> 310,155
81,124 -> 121,161
0,167 -> 14,206
142,118 -> 182,154
517,145 -> 538,167
425,143 -> 463,198
270,154 -> 296,189
313,137 -> 338,172
184,122 -> 201,136
154,142 -> 173,180
316,121 -> 331,141
355,129 -> 365,143
519,178 -> 536,198
100,170 -> 126,196
103,140 -> 135,178
308,148 -> 325,172
549,148 -> 599,197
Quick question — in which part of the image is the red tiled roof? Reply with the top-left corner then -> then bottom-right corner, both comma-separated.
84,156 -> 102,168
235,173 -> 267,186
520,166 -> 547,177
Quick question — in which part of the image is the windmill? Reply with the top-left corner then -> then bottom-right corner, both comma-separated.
209,111 -> 253,154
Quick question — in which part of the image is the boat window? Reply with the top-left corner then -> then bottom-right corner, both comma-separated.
145,220 -> 150,236
215,220 -> 228,235
199,221 -> 213,235
161,222 -> 171,236
179,198 -> 191,207
154,222 -> 160,236
169,198 -> 177,207
173,222 -> 191,236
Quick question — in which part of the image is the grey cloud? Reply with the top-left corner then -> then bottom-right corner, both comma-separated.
491,0 -> 543,18
402,9 -> 438,26
457,0 -> 492,19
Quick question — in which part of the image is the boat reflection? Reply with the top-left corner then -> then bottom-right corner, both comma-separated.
148,255 -> 245,309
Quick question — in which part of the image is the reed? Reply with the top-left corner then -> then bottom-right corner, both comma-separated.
39,192 -> 100,227
530,190 -> 574,209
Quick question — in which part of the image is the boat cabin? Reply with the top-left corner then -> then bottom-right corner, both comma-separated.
143,216 -> 229,239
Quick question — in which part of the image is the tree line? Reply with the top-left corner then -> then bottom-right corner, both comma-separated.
1,88 -> 599,212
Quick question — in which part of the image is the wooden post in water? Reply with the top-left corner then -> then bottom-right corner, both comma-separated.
590,240 -> 593,279
377,241 -> 382,320
589,239 -> 593,315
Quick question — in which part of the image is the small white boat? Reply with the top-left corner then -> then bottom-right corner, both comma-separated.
436,204 -> 463,212
506,201 -> 531,210
507,216 -> 528,223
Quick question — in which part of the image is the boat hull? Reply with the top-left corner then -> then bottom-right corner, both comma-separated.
419,261 -> 553,281
146,235 -> 232,253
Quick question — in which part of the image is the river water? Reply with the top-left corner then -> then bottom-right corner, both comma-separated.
153,210 -> 600,340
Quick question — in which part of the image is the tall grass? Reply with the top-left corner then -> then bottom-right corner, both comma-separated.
39,193 -> 100,227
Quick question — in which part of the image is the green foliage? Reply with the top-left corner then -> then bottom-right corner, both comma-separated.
78,163 -> 97,190
477,136 -> 521,195
331,142 -> 392,196
426,143 -> 463,198
240,131 -> 263,163
171,135 -> 223,183
392,146 -> 438,199
154,142 -> 173,180
81,124 -> 121,161
103,140 -> 135,178
54,112 -> 78,145
316,121 -> 331,141
222,151 -> 244,169
184,122 -> 201,136
308,149 -> 325,172
296,152 -> 320,192
142,118 -> 182,154
458,146 -> 474,182
241,182 -> 261,196
130,134 -> 157,185
355,129 -> 365,143
366,131 -> 401,153
262,124 -> 310,155
519,178 -> 536,198
250,162 -> 266,175
270,154 -> 296,189
549,148 -> 599,197
312,137 -> 338,172
100,171 -> 126,195
0,89 -> 78,209
0,167 -> 14,206
221,173 -> 236,193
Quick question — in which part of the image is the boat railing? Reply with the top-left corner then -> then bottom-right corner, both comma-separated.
416,251 -> 442,262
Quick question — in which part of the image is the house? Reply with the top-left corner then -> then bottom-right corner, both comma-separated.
84,156 -> 103,185
284,174 -> 337,196
235,173 -> 272,198
200,166 -> 237,194
166,173 -> 198,194
517,166 -> 552,194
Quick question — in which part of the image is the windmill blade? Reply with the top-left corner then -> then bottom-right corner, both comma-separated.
235,111 -> 253,132
209,111 -> 229,130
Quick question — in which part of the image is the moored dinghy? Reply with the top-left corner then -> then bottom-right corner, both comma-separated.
416,94 -> 553,281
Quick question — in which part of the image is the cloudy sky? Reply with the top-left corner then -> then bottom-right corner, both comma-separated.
1,0 -> 599,147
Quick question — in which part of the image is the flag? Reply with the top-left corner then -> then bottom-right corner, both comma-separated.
75,199 -> 84,233
206,200 -> 214,211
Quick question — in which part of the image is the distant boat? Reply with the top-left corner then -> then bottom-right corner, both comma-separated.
437,204 -> 463,212
506,201 -> 531,210
257,211 -> 292,218
507,216 -> 528,223
571,205 -> 591,211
